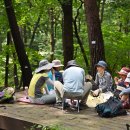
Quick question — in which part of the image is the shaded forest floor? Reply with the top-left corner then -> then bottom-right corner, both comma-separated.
0,91 -> 130,130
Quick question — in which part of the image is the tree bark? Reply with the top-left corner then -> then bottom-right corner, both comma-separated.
84,0 -> 105,77
13,52 -> 19,89
73,0 -> 89,68
4,0 -> 32,88
5,32 -> 10,87
29,15 -> 41,48
49,8 -> 55,61
61,0 -> 74,66
100,0 -> 106,23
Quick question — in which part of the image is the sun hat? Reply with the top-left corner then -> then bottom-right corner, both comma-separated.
117,67 -> 130,75
125,72 -> 130,83
65,60 -> 79,69
52,60 -> 64,67
95,60 -> 107,68
35,59 -> 54,73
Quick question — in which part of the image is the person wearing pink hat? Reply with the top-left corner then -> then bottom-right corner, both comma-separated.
119,72 -> 130,102
114,67 -> 130,97
114,67 -> 130,87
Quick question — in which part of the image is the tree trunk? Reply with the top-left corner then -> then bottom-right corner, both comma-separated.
73,0 -> 89,69
49,8 -> 55,61
29,15 -> 41,48
100,0 -> 106,23
5,32 -> 10,87
4,0 -> 32,88
84,0 -> 105,77
13,52 -> 19,89
61,0 -> 74,66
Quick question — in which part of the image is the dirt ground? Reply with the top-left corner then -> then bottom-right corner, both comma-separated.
0,91 -> 130,130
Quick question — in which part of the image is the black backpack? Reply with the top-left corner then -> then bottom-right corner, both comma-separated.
95,96 -> 127,117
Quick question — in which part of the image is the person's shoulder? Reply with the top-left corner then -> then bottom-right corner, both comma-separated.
105,71 -> 112,77
40,73 -> 48,77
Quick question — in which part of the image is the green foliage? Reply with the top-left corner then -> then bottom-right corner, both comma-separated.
27,124 -> 68,130
0,0 -> 130,87
102,0 -> 130,76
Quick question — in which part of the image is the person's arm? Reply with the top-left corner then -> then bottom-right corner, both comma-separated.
95,74 -> 99,85
35,76 -> 47,97
100,74 -> 113,92
119,87 -> 130,96
46,78 -> 54,86
83,69 -> 85,86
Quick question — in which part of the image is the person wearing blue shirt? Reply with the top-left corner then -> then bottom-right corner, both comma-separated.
54,60 -> 92,108
47,60 -> 63,94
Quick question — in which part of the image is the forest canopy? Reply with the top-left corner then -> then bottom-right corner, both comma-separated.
0,0 -> 130,88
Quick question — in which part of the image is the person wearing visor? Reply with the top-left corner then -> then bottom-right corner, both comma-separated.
91,60 -> 113,97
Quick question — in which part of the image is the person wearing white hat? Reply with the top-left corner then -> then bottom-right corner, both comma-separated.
28,59 -> 56,104
52,59 -> 64,83
119,72 -> 130,102
46,60 -> 64,94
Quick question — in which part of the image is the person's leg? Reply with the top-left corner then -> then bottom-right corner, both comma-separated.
28,94 -> 56,104
121,94 -> 129,102
40,94 -> 56,104
54,81 -> 64,102
81,82 -> 92,104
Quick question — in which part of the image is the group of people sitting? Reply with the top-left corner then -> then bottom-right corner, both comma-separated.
27,59 -> 130,110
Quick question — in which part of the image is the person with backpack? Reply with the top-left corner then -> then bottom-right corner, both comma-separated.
91,61 -> 113,100
28,59 -> 56,104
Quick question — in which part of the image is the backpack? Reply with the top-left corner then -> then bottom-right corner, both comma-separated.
0,87 -> 15,104
95,96 -> 127,117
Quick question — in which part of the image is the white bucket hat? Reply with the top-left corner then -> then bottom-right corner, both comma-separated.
125,72 -> 130,83
52,60 -> 64,67
35,59 -> 54,73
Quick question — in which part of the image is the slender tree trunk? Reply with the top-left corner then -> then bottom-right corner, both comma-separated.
29,15 -> 41,48
84,0 -> 105,77
4,0 -> 32,88
0,33 -> 2,52
61,0 -> 74,66
100,0 -> 106,23
23,26 -> 27,45
49,8 -> 55,61
73,1 -> 89,68
13,52 -> 19,89
5,32 -> 11,87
